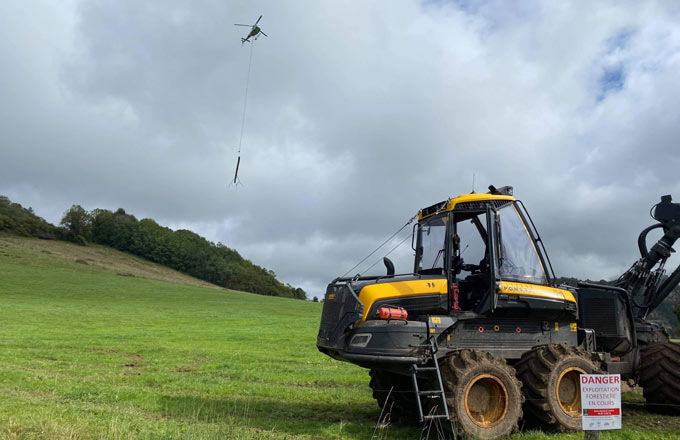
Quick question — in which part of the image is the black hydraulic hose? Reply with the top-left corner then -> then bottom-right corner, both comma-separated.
647,263 -> 680,315
647,225 -> 680,270
638,223 -> 664,259
631,222 -> 680,317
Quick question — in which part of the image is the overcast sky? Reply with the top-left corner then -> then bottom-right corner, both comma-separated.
3,1 -> 680,297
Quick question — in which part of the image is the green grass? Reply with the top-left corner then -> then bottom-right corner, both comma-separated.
1,236 -> 679,439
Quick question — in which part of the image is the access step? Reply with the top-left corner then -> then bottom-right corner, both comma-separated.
418,390 -> 445,396
424,414 -> 450,420
413,366 -> 438,372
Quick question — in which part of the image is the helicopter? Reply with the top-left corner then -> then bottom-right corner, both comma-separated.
234,15 -> 268,44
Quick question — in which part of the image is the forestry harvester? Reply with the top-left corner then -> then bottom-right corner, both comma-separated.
317,186 -> 680,439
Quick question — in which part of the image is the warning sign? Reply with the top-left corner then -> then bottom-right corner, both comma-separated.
580,374 -> 622,430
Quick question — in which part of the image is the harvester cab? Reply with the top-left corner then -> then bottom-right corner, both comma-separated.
317,187 -> 680,439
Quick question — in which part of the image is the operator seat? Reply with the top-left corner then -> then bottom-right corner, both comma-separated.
458,257 -> 490,310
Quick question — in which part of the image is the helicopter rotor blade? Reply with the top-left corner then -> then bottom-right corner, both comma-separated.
259,31 -> 268,37
234,24 -> 251,26
255,15 -> 262,25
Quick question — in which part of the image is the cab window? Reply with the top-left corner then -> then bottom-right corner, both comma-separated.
497,204 -> 547,284
416,214 -> 448,273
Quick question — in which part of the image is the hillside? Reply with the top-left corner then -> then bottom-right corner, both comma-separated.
1,236 -> 679,439
0,195 -> 306,300
0,195 -> 59,239
0,233 -> 217,288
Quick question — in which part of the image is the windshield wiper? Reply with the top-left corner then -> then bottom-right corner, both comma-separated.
432,248 -> 445,269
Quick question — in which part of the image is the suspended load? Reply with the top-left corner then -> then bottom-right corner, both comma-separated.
231,15 -> 268,186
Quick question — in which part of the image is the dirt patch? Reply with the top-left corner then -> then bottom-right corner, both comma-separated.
175,355 -> 208,373
122,354 -> 143,368
87,347 -> 144,368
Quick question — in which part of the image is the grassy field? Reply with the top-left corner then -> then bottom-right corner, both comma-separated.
0,235 -> 679,439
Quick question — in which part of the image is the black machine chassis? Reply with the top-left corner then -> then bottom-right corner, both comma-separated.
320,314 -> 579,375
317,274 -> 582,375
316,279 -> 659,380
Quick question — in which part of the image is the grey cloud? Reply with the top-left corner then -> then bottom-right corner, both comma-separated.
2,1 -> 680,295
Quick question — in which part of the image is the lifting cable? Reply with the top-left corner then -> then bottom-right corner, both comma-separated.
233,41 -> 255,186
361,232 -> 413,275
341,214 -> 418,278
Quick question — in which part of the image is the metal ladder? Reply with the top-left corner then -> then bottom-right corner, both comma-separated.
410,336 -> 450,422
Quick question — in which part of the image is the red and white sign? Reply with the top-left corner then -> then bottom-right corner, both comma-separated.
580,374 -> 622,430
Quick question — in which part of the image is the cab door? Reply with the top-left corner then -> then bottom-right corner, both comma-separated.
476,205 -> 500,314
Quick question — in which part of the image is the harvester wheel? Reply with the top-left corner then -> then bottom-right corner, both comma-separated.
638,341 -> 680,414
516,344 -> 600,431
433,350 -> 523,439
368,369 -> 418,425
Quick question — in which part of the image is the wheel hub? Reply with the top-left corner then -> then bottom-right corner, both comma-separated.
556,367 -> 585,417
464,374 -> 509,427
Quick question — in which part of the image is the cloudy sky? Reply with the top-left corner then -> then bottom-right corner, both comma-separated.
3,1 -> 680,297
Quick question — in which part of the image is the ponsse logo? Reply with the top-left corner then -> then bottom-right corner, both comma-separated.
503,284 -> 534,294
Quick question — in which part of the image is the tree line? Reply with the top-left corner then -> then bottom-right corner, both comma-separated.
0,196 -> 306,300
0,196 -> 60,239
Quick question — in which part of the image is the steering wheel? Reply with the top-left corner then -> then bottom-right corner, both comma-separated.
461,263 -> 481,273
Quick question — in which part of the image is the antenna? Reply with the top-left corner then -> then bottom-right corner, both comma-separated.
472,173 -> 476,193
